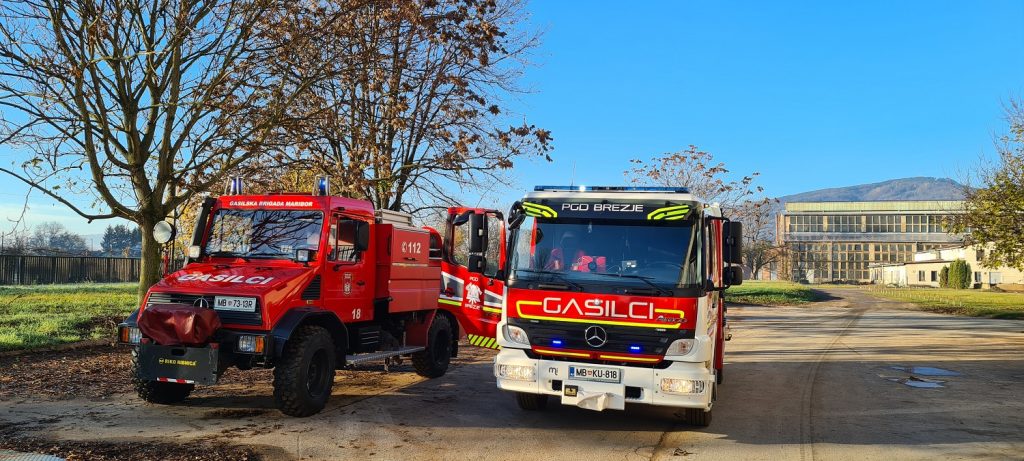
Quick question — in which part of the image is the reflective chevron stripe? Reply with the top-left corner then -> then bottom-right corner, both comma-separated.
467,334 -> 500,349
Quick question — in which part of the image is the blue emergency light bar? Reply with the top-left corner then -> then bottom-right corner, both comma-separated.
533,185 -> 690,193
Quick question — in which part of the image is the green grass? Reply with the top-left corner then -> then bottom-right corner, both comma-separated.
867,286 -> 1024,319
0,283 -> 138,351
725,280 -> 822,306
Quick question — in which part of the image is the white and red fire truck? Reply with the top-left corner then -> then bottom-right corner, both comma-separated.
474,186 -> 742,426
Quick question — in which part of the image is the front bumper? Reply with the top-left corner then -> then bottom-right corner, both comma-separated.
494,347 -> 714,411
135,343 -> 223,385
126,328 -> 272,385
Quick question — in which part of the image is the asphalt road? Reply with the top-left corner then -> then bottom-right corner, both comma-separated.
3,287 -> 1023,460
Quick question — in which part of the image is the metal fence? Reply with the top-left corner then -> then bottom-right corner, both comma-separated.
0,255 -> 186,285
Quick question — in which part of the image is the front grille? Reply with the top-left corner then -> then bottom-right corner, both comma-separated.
511,317 -> 693,367
146,292 -> 263,326
301,275 -> 321,300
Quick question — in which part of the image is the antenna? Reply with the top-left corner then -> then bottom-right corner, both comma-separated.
570,161 -> 576,187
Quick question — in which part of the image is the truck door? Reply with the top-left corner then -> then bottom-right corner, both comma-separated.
439,208 -> 504,349
322,214 -> 374,323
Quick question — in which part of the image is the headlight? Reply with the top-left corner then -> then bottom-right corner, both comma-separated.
237,335 -> 266,354
503,325 -> 530,346
666,338 -> 696,356
660,378 -> 707,395
119,326 -> 142,345
496,364 -> 536,381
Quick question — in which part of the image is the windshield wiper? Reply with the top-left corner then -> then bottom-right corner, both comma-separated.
246,252 -> 289,259
207,250 -> 249,261
594,272 -> 673,296
513,269 -> 584,291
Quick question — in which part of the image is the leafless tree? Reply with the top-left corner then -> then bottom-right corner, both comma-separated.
279,0 -> 552,214
625,145 -> 780,278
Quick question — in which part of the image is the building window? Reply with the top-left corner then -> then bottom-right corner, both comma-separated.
867,215 -> 899,233
974,272 -> 981,283
989,272 -> 1002,284
825,215 -> 860,233
789,215 -> 824,233
930,271 -> 937,282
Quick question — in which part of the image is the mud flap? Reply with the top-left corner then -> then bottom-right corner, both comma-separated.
136,344 -> 221,385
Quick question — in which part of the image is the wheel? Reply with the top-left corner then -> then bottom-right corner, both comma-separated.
681,407 -> 712,427
131,348 -> 193,404
412,315 -> 453,378
515,392 -> 548,411
273,325 -> 336,417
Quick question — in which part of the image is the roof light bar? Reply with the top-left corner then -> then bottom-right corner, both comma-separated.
533,185 -> 690,193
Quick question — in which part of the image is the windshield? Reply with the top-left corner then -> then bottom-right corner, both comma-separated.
204,209 -> 323,259
509,216 -> 702,290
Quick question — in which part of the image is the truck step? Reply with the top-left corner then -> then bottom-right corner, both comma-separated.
345,346 -> 425,365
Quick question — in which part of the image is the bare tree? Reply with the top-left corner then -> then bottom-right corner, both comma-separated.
280,0 -> 552,214
0,0 -> 340,296
625,145 -> 780,277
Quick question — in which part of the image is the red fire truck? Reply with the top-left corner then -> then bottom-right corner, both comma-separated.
117,179 -> 503,417
484,186 -> 742,426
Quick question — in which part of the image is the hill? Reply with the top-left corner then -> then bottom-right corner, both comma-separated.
780,177 -> 965,203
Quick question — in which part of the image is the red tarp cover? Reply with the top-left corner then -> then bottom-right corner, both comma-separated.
138,304 -> 222,346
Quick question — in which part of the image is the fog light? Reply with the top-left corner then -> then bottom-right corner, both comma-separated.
119,326 -> 142,345
237,335 -> 265,354
660,378 -> 706,395
496,364 -> 536,381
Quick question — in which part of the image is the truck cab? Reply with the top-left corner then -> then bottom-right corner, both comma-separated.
488,186 -> 742,426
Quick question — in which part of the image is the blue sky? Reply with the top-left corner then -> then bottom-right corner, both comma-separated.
2,0 -> 1022,239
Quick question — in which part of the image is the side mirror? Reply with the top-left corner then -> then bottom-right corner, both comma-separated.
724,265 -> 743,286
452,211 -> 472,226
468,254 -> 486,273
295,248 -> 313,263
468,213 -> 487,254
725,221 -> 743,265
354,222 -> 370,252
153,221 -> 176,244
507,201 -> 525,229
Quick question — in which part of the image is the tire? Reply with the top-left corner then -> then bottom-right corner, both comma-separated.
131,348 -> 193,404
515,392 -> 548,411
273,325 -> 336,417
682,407 -> 712,427
412,315 -> 453,378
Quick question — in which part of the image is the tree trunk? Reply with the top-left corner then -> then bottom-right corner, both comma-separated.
137,219 -> 163,300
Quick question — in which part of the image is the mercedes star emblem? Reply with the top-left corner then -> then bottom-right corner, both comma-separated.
584,325 -> 608,348
193,297 -> 210,309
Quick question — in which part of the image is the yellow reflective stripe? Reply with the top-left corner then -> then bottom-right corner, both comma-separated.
467,335 -> 500,349
482,306 -> 502,314
438,298 -> 462,306
598,354 -> 660,362
647,205 -> 691,220
515,300 -> 682,329
534,347 -> 590,358
522,202 -> 558,218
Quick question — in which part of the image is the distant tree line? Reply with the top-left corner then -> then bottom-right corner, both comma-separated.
2,223 -> 140,257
